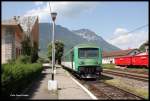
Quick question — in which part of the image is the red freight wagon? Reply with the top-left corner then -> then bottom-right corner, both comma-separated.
115,56 -> 132,66
132,55 -> 149,67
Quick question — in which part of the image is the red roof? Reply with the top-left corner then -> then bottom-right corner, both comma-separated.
135,52 -> 148,56
102,49 -> 139,58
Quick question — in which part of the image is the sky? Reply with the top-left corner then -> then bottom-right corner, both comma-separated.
2,1 -> 148,50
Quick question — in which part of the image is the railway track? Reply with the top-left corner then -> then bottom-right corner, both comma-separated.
80,80 -> 145,100
102,69 -> 149,82
62,66 -> 146,100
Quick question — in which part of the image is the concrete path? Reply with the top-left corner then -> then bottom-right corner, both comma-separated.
21,65 -> 58,99
20,64 -> 94,100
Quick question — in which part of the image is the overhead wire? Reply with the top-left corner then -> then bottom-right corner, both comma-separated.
110,24 -> 148,40
124,24 -> 148,35
49,2 -> 52,13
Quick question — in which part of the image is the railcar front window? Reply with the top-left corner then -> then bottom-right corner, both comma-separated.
79,48 -> 98,58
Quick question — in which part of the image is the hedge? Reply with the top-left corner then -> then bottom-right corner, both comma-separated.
1,63 -> 43,98
15,55 -> 31,64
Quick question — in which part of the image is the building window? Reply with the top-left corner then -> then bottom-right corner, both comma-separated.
110,61 -> 112,64
16,48 -> 20,58
16,48 -> 17,58
19,49 -> 20,55
134,51 -> 137,55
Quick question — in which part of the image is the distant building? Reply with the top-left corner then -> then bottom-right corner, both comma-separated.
1,16 -> 39,63
102,49 -> 140,64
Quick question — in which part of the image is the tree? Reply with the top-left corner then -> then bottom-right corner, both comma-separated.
55,40 -> 64,64
31,42 -> 39,63
21,35 -> 32,56
47,40 -> 64,64
139,41 -> 148,52
21,16 -> 39,63
21,16 -> 33,56
21,37 -> 39,63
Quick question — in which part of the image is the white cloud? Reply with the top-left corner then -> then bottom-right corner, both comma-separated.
24,4 -> 50,22
113,28 -> 128,35
49,2 -> 98,17
35,2 -> 44,6
24,2 -> 98,22
107,28 -> 148,49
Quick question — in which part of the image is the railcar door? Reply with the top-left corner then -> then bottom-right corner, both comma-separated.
71,50 -> 74,69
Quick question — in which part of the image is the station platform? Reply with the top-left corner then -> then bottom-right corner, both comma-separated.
22,64 -> 96,100
55,65 -> 95,99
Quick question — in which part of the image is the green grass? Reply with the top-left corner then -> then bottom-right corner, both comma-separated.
126,68 -> 148,71
104,79 -> 148,99
102,64 -> 148,75
101,64 -> 116,69
124,68 -> 148,75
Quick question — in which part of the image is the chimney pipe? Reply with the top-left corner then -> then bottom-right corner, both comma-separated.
145,43 -> 148,54
18,16 -> 20,19
13,16 -> 16,20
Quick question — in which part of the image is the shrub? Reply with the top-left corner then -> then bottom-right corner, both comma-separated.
37,58 -> 50,63
44,59 -> 50,63
1,63 -> 43,98
37,58 -> 44,63
7,58 -> 16,64
15,55 -> 31,64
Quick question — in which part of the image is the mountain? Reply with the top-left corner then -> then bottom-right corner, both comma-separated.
39,23 -> 120,58
72,29 -> 98,41
72,29 -> 120,51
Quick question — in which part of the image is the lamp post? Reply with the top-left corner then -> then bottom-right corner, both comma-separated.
51,12 -> 57,80
48,12 -> 58,91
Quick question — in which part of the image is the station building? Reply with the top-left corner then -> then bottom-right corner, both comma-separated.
1,16 -> 39,63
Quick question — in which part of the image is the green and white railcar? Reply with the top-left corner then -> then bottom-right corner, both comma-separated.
62,44 -> 102,78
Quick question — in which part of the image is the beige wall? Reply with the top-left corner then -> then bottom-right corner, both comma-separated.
1,26 -> 23,63
1,27 -> 14,63
2,27 -> 6,63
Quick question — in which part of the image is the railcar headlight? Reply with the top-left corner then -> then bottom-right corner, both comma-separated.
96,61 -> 99,64
79,61 -> 84,65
